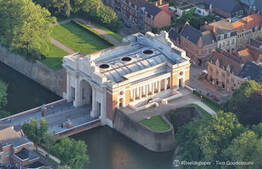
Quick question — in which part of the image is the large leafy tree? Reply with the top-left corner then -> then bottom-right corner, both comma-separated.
175,111 -> 262,169
223,80 -> 262,125
223,130 -> 262,169
0,0 -> 56,60
51,137 -> 89,169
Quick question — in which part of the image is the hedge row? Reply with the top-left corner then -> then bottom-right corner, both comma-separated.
193,90 -> 221,112
72,20 -> 115,46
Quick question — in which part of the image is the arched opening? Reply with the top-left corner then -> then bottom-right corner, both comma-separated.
80,80 -> 92,107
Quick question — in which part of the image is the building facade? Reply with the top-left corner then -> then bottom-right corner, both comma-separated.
207,50 -> 244,92
172,23 -> 216,65
0,126 -> 34,168
232,13 -> 262,48
63,32 -> 190,126
104,0 -> 171,31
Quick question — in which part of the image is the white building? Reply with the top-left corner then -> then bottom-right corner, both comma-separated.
63,32 -> 190,127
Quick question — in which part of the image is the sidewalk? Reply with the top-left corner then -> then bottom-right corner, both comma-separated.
50,38 -> 74,54
74,18 -> 121,45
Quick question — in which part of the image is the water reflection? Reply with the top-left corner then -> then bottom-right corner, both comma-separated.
0,62 -> 60,113
72,127 -> 175,169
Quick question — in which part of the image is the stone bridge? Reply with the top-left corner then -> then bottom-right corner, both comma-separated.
0,99 -> 101,139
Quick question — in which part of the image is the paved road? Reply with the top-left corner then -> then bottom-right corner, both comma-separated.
50,38 -> 74,54
189,65 -> 231,103
0,102 -> 96,134
125,89 -> 216,122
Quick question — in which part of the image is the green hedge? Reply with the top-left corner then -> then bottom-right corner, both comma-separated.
193,90 -> 221,112
72,20 -> 115,46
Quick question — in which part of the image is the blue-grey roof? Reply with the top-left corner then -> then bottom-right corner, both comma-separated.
181,24 -> 215,46
239,62 -> 262,84
145,3 -> 162,17
169,28 -> 180,41
204,0 -> 243,14
241,0 -> 261,13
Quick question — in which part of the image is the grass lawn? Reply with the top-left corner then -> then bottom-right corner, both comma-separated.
51,22 -> 112,54
94,24 -> 123,42
186,104 -> 212,118
140,115 -> 170,132
40,42 -> 68,70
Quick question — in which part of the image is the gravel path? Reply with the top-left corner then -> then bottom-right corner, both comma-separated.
50,37 -> 74,54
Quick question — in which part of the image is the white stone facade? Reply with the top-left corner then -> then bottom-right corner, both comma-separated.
63,31 -> 190,127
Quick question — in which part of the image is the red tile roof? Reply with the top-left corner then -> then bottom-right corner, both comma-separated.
232,13 -> 262,32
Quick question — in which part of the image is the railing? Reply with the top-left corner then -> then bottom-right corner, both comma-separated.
56,119 -> 101,137
0,99 -> 67,121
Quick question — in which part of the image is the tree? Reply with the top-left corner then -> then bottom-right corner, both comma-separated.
22,117 -> 49,151
0,0 -> 56,60
223,81 -> 262,125
176,111 -> 245,169
81,0 -> 121,31
0,80 -> 7,110
223,130 -> 262,169
51,137 -> 89,169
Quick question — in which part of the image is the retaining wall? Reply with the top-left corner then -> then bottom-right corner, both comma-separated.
113,109 -> 175,152
0,45 -> 66,97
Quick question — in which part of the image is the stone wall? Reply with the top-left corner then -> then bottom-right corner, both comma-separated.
0,45 -> 66,97
114,109 -> 175,152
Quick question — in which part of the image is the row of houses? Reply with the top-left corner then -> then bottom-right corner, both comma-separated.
169,13 -> 262,65
104,0 -> 171,31
0,126 -> 50,169
207,38 -> 262,92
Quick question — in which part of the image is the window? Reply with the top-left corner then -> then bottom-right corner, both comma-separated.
231,39 -> 234,44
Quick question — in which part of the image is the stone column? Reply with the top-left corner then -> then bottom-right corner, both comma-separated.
73,77 -> 81,107
91,87 -> 97,118
66,72 -> 72,102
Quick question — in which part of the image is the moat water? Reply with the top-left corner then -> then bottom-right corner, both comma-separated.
0,62 -> 175,169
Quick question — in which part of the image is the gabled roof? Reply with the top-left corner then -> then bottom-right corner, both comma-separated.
239,62 -> 262,84
181,24 -> 215,46
145,3 -> 162,17
209,49 -> 243,75
204,0 -> 243,14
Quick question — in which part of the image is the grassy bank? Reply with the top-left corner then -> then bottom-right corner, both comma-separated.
140,115 -> 170,132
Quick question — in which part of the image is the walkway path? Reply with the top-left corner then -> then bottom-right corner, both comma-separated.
124,89 -> 217,122
50,38 -> 75,54
74,18 -> 121,45
0,102 -> 97,134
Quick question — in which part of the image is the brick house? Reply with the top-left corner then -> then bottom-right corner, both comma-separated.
232,13 -> 262,48
207,50 -> 245,92
207,47 -> 262,92
104,0 -> 171,31
173,23 -> 216,66
0,126 -> 48,169
143,2 -> 171,31
104,0 -> 147,28
237,38 -> 262,63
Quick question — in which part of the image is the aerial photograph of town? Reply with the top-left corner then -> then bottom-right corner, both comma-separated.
0,0 -> 261,169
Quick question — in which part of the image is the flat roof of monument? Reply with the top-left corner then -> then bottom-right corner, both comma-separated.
93,42 -> 187,83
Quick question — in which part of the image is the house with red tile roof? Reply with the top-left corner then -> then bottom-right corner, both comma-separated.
232,13 -> 262,48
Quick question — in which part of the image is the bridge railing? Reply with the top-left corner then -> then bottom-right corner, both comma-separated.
56,119 -> 101,138
0,99 -> 67,121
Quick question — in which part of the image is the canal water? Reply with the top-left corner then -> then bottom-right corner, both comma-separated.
0,62 -> 60,113
0,62 -> 175,169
